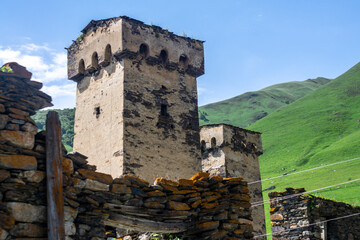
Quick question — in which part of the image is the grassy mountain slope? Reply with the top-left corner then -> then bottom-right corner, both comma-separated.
199,77 -> 330,128
32,108 -> 75,151
249,62 -> 360,204
247,62 -> 360,237
250,62 -> 360,177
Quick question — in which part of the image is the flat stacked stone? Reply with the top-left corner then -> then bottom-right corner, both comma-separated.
0,62 -> 53,239
269,188 -> 360,240
65,167 -> 253,239
0,63 -> 253,239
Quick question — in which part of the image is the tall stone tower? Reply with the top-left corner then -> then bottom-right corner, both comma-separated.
200,124 -> 266,238
67,17 -> 204,182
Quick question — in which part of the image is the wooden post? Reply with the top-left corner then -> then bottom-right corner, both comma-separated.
46,111 -> 65,239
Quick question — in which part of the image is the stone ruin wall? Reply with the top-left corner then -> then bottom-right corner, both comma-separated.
200,124 -> 266,239
0,63 -> 53,239
68,17 -> 204,182
0,63 -> 253,239
269,188 -> 360,240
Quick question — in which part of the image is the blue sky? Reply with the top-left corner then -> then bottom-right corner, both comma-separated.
1,0 -> 360,109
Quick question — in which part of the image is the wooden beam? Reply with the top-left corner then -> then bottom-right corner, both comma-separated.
103,213 -> 192,233
46,111 -> 65,239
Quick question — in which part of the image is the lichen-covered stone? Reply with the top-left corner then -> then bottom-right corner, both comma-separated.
62,157 -> 74,175
9,223 -> 46,237
111,184 -> 131,194
20,122 -> 38,135
0,169 -> 10,182
190,172 -> 209,181
168,201 -> 190,211
84,179 -> 109,191
6,202 -> 46,223
78,168 -> 113,185
0,130 -> 34,149
0,155 -> 37,170
270,214 -> 284,221
0,214 -> 15,231
20,170 -> 45,183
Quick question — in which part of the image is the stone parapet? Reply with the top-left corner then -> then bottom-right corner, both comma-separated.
67,16 -> 204,81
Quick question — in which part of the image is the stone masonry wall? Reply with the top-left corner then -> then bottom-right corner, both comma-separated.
269,188 -> 360,240
0,63 -> 253,239
64,167 -> 254,239
0,63 -> 52,239
73,60 -> 125,177
200,124 -> 266,238
122,57 -> 202,181
68,16 -> 204,182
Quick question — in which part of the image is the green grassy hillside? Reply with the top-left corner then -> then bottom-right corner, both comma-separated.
249,62 -> 360,237
199,77 -> 330,128
32,108 -> 75,152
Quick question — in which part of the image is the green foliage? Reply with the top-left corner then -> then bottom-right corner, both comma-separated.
33,108 -> 75,152
76,33 -> 85,42
0,65 -> 14,73
199,77 -> 330,128
151,233 -> 182,240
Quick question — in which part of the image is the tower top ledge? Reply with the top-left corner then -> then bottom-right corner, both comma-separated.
67,16 -> 205,81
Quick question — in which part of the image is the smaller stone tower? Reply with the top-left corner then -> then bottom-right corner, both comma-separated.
200,124 -> 266,238
67,17 -> 204,182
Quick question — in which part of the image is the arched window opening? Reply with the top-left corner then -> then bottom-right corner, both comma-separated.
92,52 -> 99,69
79,59 -> 85,75
139,43 -> 149,58
201,140 -> 206,153
179,54 -> 189,70
160,49 -> 168,65
104,44 -> 112,63
211,137 -> 216,148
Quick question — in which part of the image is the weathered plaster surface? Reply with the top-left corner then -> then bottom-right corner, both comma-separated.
69,17 -> 204,182
200,124 -> 266,238
73,62 -> 124,177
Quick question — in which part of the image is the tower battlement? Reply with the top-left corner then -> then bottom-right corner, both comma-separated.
68,16 -> 204,81
67,16 -> 204,181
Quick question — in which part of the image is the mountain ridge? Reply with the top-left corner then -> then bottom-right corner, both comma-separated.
199,77 -> 331,128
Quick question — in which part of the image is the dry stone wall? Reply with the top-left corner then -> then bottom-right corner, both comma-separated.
0,62 -> 253,239
200,124 -> 266,239
0,63 -> 52,239
269,188 -> 360,240
65,168 -> 254,239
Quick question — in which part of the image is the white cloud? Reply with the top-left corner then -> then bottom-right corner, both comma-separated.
197,87 -> 207,96
0,44 -> 67,83
42,83 -> 76,98
0,43 -> 75,109
36,52 -> 67,82
20,43 -> 51,52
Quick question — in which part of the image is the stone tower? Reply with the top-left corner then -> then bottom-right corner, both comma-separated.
67,17 -> 204,181
200,124 -> 266,238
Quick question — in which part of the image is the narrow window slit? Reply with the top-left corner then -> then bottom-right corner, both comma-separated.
161,104 -> 168,117
95,106 -> 101,118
